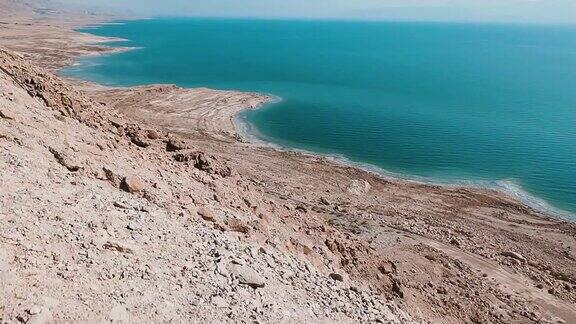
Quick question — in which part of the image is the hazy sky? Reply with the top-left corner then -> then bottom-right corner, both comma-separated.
62,0 -> 576,24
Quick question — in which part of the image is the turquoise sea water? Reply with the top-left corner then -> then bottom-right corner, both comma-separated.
63,18 -> 576,217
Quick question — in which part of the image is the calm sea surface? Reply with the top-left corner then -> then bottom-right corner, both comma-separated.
63,18 -> 576,217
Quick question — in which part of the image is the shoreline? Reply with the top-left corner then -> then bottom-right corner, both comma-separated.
2,6 -> 576,323
71,18 -> 574,221
235,109 -> 573,220
235,93 -> 576,218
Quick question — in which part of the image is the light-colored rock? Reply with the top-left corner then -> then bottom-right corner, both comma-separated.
121,176 -> 145,193
227,263 -> 266,289
347,179 -> 371,195
48,146 -> 82,172
502,251 -> 527,263
109,304 -> 131,323
211,296 -> 227,308
26,305 -> 52,324
127,221 -> 141,231
108,116 -> 125,128
197,206 -> 217,223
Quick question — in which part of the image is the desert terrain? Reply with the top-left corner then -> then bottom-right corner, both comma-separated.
1,1 -> 575,323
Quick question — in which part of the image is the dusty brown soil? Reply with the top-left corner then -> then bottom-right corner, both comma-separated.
1,2 -> 575,323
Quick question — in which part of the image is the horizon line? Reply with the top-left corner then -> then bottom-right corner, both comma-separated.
111,15 -> 576,28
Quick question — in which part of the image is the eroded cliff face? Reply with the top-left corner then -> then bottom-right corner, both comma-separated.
1,8 -> 576,323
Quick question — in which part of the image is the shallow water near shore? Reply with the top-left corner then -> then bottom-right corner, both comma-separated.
63,18 -> 576,217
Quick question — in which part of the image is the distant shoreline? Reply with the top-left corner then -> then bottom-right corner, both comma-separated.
69,18 -> 574,220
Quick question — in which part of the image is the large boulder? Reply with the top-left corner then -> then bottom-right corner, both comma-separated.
120,176 -> 145,193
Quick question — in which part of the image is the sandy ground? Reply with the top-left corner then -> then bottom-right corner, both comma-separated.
87,85 -> 270,141
1,1 -> 576,323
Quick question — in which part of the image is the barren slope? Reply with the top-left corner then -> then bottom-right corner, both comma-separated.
0,48 -> 413,323
1,5 -> 576,324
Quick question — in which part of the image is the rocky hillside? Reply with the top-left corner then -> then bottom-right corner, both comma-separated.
2,5 -> 576,322
0,48 -> 413,323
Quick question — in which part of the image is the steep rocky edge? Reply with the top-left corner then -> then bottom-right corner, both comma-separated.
1,7 -> 576,324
